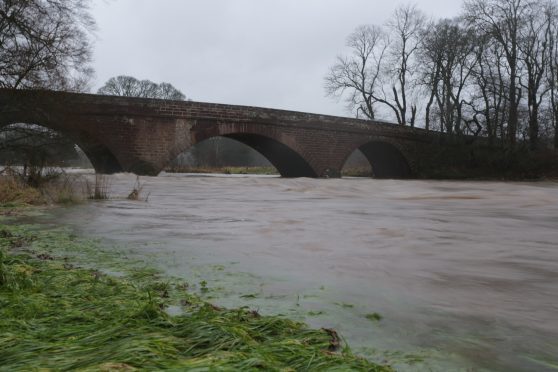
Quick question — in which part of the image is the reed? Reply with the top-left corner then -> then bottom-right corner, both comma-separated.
127,176 -> 149,201
85,174 -> 112,200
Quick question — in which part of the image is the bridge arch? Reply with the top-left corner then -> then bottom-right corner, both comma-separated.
169,136 -> 274,171
78,140 -> 124,174
341,139 -> 412,179
0,120 -> 123,174
223,133 -> 316,177
169,127 -> 318,177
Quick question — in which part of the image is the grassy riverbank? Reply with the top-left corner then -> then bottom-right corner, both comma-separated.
0,213 -> 391,370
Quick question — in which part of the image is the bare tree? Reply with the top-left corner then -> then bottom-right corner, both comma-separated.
547,1 -> 558,148
105,76 -> 133,96
326,6 -> 426,125
158,82 -> 187,100
0,0 -> 95,91
419,18 -> 478,135
325,25 -> 388,120
418,21 -> 443,131
384,4 -> 427,126
469,38 -> 510,144
518,1 -> 552,149
463,0 -> 536,146
327,0 -> 558,153
98,75 -> 186,100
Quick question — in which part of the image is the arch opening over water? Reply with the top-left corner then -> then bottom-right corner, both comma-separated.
225,133 -> 316,178
0,122 -> 122,174
341,149 -> 373,177
170,134 -> 317,178
169,136 -> 276,174
343,141 -> 411,179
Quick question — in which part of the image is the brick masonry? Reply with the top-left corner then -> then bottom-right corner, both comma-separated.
0,89 -> 457,178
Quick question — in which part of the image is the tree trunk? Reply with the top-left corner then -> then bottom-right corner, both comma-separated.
425,102 -> 432,131
507,63 -> 518,146
528,94 -> 539,151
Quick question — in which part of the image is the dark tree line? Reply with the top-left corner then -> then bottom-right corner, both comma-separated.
326,0 -> 558,150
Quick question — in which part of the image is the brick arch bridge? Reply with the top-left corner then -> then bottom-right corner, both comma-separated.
0,89 -> 455,178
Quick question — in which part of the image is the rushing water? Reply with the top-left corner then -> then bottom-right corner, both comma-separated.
45,173 -> 558,371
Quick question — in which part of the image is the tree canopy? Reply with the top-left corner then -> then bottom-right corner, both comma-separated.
0,0 -> 95,91
97,76 -> 186,100
326,0 -> 558,149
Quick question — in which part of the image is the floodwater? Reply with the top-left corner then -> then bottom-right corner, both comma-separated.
47,173 -> 558,371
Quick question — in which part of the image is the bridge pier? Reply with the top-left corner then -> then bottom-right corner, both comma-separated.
79,142 -> 124,174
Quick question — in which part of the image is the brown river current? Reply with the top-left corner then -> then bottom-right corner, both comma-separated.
45,173 -> 558,371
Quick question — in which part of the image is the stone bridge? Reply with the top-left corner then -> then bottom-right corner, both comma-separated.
0,89 -> 459,178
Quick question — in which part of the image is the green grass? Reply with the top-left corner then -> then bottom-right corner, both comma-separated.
335,302 -> 355,309
365,313 -> 383,322
0,223 -> 392,371
341,167 -> 373,178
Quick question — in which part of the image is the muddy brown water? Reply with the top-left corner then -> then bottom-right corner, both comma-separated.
45,173 -> 558,371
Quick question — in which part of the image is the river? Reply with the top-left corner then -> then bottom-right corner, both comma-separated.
43,173 -> 558,371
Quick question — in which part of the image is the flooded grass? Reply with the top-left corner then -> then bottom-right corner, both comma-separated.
0,176 -> 44,206
0,222 -> 392,371
0,173 -> 86,208
365,313 -> 383,322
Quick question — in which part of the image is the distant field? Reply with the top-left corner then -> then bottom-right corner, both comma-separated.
165,166 -> 279,175
166,166 -> 376,177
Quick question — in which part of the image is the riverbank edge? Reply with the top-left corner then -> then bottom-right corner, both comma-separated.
0,207 -> 392,371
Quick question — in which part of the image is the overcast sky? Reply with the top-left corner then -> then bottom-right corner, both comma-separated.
91,0 -> 463,118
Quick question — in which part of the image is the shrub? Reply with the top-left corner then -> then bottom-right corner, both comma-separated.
0,174 -> 44,206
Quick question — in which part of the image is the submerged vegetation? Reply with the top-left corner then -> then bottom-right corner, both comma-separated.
0,169 -> 87,207
0,222 -> 391,370
0,175 -> 44,206
85,173 -> 112,200
0,171 -> 154,209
